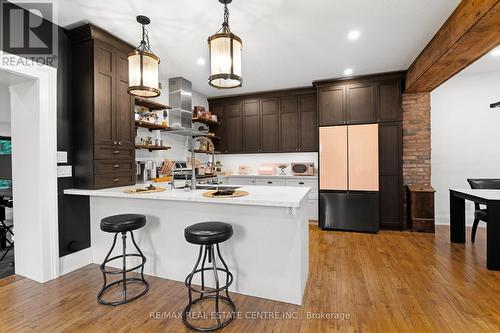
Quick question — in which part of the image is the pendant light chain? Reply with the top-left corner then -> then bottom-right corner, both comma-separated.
140,24 -> 152,53
223,4 -> 229,27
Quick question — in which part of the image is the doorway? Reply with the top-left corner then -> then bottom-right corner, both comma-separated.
0,52 -> 59,283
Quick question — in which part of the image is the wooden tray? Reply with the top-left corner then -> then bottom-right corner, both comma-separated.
202,190 -> 249,198
124,187 -> 166,194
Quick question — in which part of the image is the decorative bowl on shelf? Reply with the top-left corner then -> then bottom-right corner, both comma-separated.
277,163 -> 289,175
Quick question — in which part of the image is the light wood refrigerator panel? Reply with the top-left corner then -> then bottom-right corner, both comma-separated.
319,126 -> 348,190
348,124 -> 379,191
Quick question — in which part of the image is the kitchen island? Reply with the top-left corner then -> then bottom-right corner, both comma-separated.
65,184 -> 310,305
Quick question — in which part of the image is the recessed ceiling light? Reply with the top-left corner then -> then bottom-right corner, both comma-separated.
344,68 -> 353,76
347,30 -> 360,41
196,58 -> 206,65
490,47 -> 500,57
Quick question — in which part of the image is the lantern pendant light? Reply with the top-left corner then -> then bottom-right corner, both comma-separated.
208,0 -> 243,89
128,15 -> 161,98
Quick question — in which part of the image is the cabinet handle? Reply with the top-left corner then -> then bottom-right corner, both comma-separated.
113,150 -> 120,154
113,178 -> 119,182
299,182 -> 304,185
267,181 -> 273,184
118,141 -> 123,145
113,141 -> 118,145
113,164 -> 120,168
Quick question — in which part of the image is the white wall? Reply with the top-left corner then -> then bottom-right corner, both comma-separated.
431,70 -> 500,225
217,153 -> 318,175
0,84 -> 11,136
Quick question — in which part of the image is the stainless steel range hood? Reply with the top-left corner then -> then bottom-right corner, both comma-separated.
168,77 -> 208,136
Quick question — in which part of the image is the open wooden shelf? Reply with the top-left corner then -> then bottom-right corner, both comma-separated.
191,149 -> 221,154
135,98 -> 171,111
135,145 -> 171,152
195,134 -> 220,140
192,117 -> 221,126
135,120 -> 168,131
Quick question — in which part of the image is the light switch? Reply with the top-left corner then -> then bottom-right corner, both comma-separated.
57,151 -> 68,164
57,165 -> 72,178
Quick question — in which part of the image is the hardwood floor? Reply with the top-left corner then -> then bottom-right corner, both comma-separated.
0,225 -> 499,332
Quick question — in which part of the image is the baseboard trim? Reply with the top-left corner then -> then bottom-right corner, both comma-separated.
59,248 -> 92,277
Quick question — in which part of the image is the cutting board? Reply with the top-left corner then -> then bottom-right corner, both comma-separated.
124,187 -> 166,194
202,190 -> 249,198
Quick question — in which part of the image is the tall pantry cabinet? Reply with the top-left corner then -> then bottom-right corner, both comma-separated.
70,24 -> 136,189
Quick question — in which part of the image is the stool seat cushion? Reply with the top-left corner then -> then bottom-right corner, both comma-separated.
185,222 -> 233,245
100,214 -> 146,233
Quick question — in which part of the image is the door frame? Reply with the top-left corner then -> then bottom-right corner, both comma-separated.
0,51 -> 59,283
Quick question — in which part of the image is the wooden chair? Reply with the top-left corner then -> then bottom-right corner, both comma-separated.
467,179 -> 500,243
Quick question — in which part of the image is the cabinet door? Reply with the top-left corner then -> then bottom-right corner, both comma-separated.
299,94 -> 318,152
379,80 -> 403,122
211,104 -> 226,153
347,82 -> 376,124
319,126 -> 348,190
94,42 -> 115,145
318,85 -> 346,126
242,99 -> 260,152
379,122 -> 403,229
224,101 -> 243,153
260,98 -> 279,152
280,96 -> 298,152
114,49 -> 135,147
348,124 -> 379,191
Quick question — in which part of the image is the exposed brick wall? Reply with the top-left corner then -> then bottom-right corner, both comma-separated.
402,93 -> 431,186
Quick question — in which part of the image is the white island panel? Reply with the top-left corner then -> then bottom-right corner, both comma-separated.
66,185 -> 310,305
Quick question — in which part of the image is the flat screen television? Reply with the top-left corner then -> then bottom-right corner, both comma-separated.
0,136 -> 12,189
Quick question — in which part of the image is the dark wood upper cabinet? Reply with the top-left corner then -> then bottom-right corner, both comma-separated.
70,24 -> 135,189
319,85 -> 346,126
280,95 -> 299,152
260,98 -> 279,152
114,49 -> 135,147
347,82 -> 376,124
224,101 -> 243,153
94,42 -> 114,146
208,88 -> 317,154
242,99 -> 260,152
299,94 -> 318,152
379,79 -> 403,122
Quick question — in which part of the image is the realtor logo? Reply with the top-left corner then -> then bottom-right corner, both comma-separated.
1,1 -> 57,65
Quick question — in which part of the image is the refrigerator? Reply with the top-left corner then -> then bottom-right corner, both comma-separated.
319,124 -> 380,233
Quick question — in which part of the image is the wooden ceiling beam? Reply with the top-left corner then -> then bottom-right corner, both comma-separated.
406,0 -> 500,93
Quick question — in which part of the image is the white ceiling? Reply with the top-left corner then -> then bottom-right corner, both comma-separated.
52,0 -> 459,97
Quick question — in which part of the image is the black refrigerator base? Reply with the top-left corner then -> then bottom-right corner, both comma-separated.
319,191 -> 379,233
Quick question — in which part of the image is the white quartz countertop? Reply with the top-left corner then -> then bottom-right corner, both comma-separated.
64,183 -> 311,208
221,174 -> 317,179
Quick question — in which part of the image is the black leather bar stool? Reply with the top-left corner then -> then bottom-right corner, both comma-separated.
98,214 -> 149,306
183,222 -> 236,332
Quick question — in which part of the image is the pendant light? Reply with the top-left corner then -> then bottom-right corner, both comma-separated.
208,0 -> 242,89
128,15 -> 161,98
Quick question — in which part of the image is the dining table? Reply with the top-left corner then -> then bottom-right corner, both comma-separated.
449,189 -> 500,270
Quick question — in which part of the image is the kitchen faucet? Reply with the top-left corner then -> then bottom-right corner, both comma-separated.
190,136 -> 215,191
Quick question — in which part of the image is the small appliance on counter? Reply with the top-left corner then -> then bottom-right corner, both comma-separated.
258,163 -> 276,175
291,162 -> 315,176
238,165 -> 251,175
136,160 -> 158,184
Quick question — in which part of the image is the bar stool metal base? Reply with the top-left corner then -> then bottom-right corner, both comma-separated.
182,244 -> 236,332
97,231 -> 149,306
